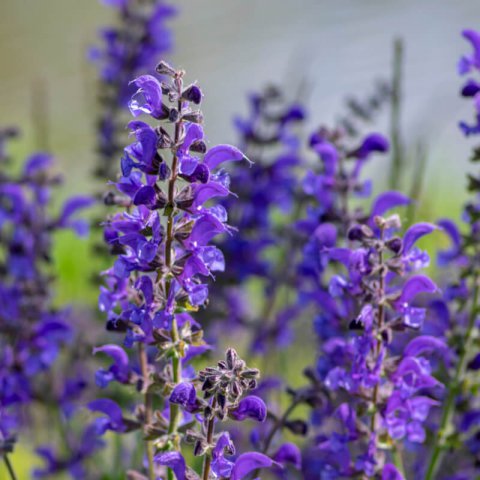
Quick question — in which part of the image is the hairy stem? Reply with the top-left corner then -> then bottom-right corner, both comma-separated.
138,342 -> 155,480
425,278 -> 479,480
164,86 -> 184,480
202,398 -> 217,480
3,454 -> 18,480
370,230 -> 385,435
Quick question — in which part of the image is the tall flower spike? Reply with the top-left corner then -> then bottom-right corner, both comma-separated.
93,62 -> 261,480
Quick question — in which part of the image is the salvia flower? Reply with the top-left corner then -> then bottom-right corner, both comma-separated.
92,61 -> 272,480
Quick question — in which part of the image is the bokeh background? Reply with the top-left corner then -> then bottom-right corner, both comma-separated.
1,1 -> 480,477
1,0 -> 479,202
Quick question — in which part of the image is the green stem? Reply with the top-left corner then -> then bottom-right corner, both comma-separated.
388,37 -> 404,190
3,454 -> 17,480
168,318 -> 182,439
425,279 -> 479,480
164,83 -> 184,480
392,445 -> 406,478
262,398 -> 301,455
138,342 -> 155,480
201,398 -> 217,480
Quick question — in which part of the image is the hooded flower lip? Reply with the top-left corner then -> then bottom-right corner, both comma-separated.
154,451 -> 186,480
93,344 -> 130,387
229,395 -> 267,422
88,398 -> 127,434
458,29 -> 480,74
129,75 -> 164,119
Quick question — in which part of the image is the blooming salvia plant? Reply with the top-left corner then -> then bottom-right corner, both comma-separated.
91,60 -> 278,480
283,122 -> 447,479
0,133 -> 94,479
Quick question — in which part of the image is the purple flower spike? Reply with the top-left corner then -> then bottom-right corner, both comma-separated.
230,452 -> 279,480
129,75 -> 164,119
154,451 -> 186,480
230,395 -> 267,422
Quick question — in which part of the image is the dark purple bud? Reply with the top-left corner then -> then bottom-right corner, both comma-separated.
189,140 -> 207,154
461,79 -> 480,97
467,353 -> 480,370
182,84 -> 203,104
226,348 -> 238,370
284,419 -> 308,436
155,60 -> 176,77
347,224 -> 373,242
181,111 -> 204,124
168,108 -> 179,123
386,237 -> 403,254
349,318 -> 364,330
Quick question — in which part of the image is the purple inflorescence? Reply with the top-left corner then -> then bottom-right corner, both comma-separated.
0,133 -> 94,474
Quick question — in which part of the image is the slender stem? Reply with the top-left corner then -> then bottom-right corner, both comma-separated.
425,278 -> 479,480
392,445 -> 406,478
168,318 -> 182,438
202,398 -> 217,480
262,397 -> 302,455
164,85 -> 184,480
3,454 -> 18,480
388,38 -> 404,190
407,142 -> 428,224
138,342 -> 155,480
370,231 -> 385,435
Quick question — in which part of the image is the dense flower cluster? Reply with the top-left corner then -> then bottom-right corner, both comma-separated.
89,61 -> 280,479
0,135 -> 93,474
